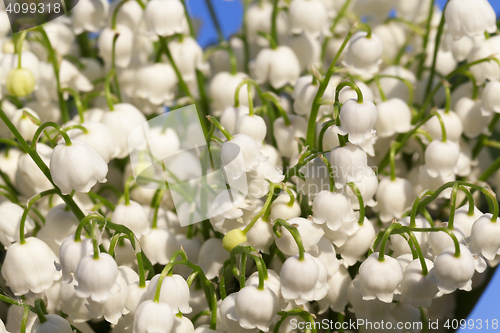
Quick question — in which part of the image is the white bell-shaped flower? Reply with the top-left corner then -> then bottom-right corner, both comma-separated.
274,217 -> 324,256
246,218 -> 274,254
347,279 -> 392,321
169,37 -> 210,82
227,285 -> 280,332
219,106 -> 250,136
419,165 -> 456,198
269,191 -> 301,221
342,32 -> 383,79
297,155 -> 331,200
428,222 -> 466,258
427,244 -> 475,294
245,269 -> 282,303
87,273 -> 129,324
0,201 -> 35,248
221,134 -> 267,180
375,177 -> 414,223
55,235 -> 93,284
396,0 -> 431,23
10,108 -> 40,141
171,315 -> 195,333
374,98 -> 412,137
141,228 -> 178,265
317,265 -> 351,313
246,160 -> 284,199
293,75 -> 339,118
146,274 -> 192,314
218,293 -> 259,333
312,190 -> 356,231
101,103 -> 147,158
400,259 -> 438,308
15,143 -> 53,197
456,97 -> 493,138
282,31 -> 322,72
454,204 -> 483,239
1,237 -> 61,295
133,63 -> 178,105
134,300 -> 174,333
329,143 -> 374,188
445,0 -> 496,40
0,147 -> 21,185
424,139 -> 460,178
111,201 -> 148,237
335,217 -> 375,266
198,238 -> 230,280
235,114 -> 267,144
423,109 -> 463,142
289,0 -> 329,37
98,25 -> 134,68
310,237 -> 342,278
60,280 -> 90,322
273,115 -> 307,158
50,140 -> 108,195
336,99 -> 377,145
280,253 -> 329,304
468,36 -> 500,84
72,0 -> 109,34
346,172 -> 378,209
252,46 -> 301,89
144,0 -> 187,37
357,252 -> 403,303
59,60 -> 94,94
390,216 -> 430,257
469,214 -> 500,261
245,2 -> 288,47
482,80 -> 500,113
211,73 -> 251,116
74,252 -> 119,303
64,122 -> 118,163
32,314 -> 72,333
373,22 -> 406,60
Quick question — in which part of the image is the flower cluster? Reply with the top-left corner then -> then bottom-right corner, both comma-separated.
0,0 -> 499,332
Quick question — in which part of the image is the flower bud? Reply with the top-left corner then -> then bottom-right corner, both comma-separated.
223,229 -> 248,252
6,68 -> 36,97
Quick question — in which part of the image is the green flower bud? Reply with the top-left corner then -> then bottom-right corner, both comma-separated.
6,68 -> 35,97
222,229 -> 247,252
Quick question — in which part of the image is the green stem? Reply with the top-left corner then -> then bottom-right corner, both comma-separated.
30,121 -> 72,148
203,0 -> 224,42
243,183 -> 288,234
104,69 -> 116,111
407,231 -> 428,275
19,189 -> 58,244
319,155 -> 335,191
207,116 -> 233,140
270,0 -> 279,48
37,26 -> 69,123
91,220 -> 100,259
432,110 -> 446,142
34,299 -> 47,323
417,0 -> 435,78
0,108 -> 85,221
389,142 -> 400,181
318,119 -> 336,152
262,92 -> 291,126
306,24 -> 357,148
61,87 -> 85,123
124,175 -> 134,206
424,0 -> 449,98
448,183 -> 459,229
378,223 -> 403,261
111,0 -> 129,30
377,75 -> 415,106
247,83 -> 254,116
111,33 -> 122,102
273,219 -> 306,260
459,185 -> 476,216
16,31 -> 27,69
161,37 -> 193,98
180,0 -> 195,37
347,182 -> 365,225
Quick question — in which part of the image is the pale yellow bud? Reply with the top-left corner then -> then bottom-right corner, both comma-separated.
6,68 -> 35,97
222,229 -> 247,252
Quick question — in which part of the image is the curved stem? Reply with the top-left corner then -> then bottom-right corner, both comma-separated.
306,23 -> 358,148
378,223 -> 403,261
262,92 -> 291,126
207,116 -> 233,140
34,299 -> 47,323
31,122 -> 72,149
61,88 -> 85,123
432,110 -> 447,142
234,78 -> 262,107
243,183 -> 287,234
161,37 -> 193,98
347,182 -> 365,225
407,231 -> 428,275
389,141 -> 400,181
124,175 -> 134,206
111,34 -> 122,102
204,0 -> 224,42
448,183 -> 459,229
377,75 -> 415,106
19,189 -> 58,244
459,185 -> 476,216
111,0 -> 129,30
273,219 -> 306,260
104,69 -> 116,111
91,219 -> 100,259
320,155 -> 335,192
443,81 -> 451,113
318,119 -> 336,152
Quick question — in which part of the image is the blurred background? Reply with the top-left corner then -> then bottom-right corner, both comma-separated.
183,0 -> 500,332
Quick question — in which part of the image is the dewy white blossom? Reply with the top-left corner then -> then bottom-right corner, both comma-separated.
400,259 -> 438,308
336,99 -> 377,145
146,274 -> 192,314
221,134 -> 267,180
357,252 -> 403,303
424,139 -> 460,178
74,253 -> 119,303
422,109 -> 463,142
273,115 -> 307,158
482,80 -> 500,113
468,35 -> 500,84
456,97 -> 493,138
140,228 -> 178,265
168,37 -> 210,82
1,237 -> 61,295
210,72 -> 251,116
469,214 -> 500,261
133,63 -> 178,105
31,314 -> 72,333
445,0 -> 497,39
312,190 -> 356,231
63,122 -> 119,163
50,140 -> 108,195
134,300 -> 174,333
374,98 -> 412,137
111,201 -> 149,237
289,0 -> 329,37
253,46 -> 301,89
144,0 -> 188,37
0,201 -> 35,248
342,31 -> 383,79
55,235 -> 94,283
329,143 -> 374,188
375,177 -> 414,223
72,0 -> 109,34
274,217 -> 324,256
98,25 -> 134,68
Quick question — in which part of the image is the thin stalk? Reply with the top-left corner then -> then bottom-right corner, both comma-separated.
273,219 -> 306,260
320,155 -> 335,192
161,37 -> 193,98
407,231 -> 428,275
19,189 -> 58,244
61,87 -> 85,123
347,182 -> 365,225
378,223 -> 403,261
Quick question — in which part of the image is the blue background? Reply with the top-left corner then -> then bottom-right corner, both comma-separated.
185,0 -> 500,331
